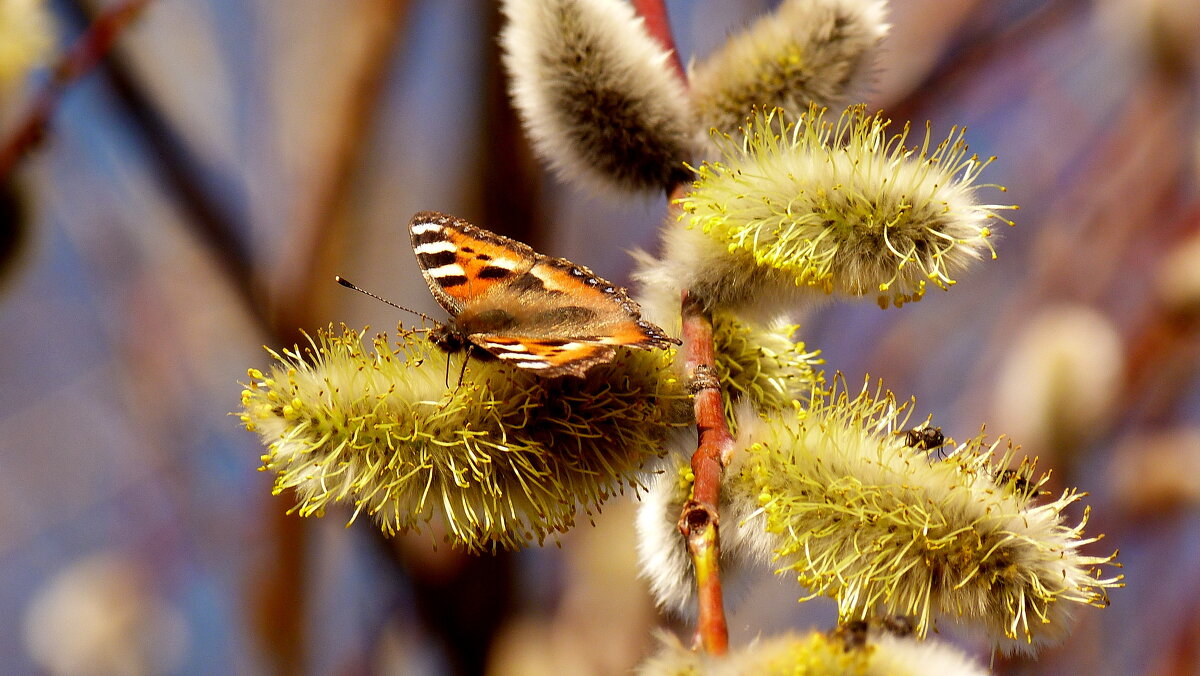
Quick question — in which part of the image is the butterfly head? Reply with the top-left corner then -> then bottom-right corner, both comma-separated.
427,323 -> 463,353
426,322 -> 463,353
427,321 -> 497,360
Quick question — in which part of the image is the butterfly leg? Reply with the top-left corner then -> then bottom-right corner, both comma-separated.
454,352 -> 471,392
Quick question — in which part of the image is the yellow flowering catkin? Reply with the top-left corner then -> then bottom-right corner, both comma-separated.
0,0 -> 54,89
711,312 -> 824,430
736,379 -> 1121,654
636,628 -> 988,676
240,325 -> 691,553
670,106 -> 1016,314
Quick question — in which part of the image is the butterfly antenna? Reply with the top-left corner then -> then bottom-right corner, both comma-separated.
334,276 -> 438,324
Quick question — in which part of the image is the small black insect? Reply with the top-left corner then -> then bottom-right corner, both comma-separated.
904,426 -> 945,451
834,615 -> 916,650
995,468 -> 1048,497
878,614 -> 916,638
835,620 -> 870,650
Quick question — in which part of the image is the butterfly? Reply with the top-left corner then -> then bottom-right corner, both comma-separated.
409,211 -> 680,378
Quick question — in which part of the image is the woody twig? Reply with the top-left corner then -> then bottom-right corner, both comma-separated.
0,0 -> 154,180
680,290 -> 733,654
631,0 -> 732,654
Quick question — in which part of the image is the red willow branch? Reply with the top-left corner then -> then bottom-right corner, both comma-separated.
0,0 -> 155,180
631,0 -> 686,81
631,0 -> 732,654
680,290 -> 734,655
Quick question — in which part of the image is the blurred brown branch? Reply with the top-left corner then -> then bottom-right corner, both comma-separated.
251,3 -> 415,673
266,0 -> 413,339
0,0 -> 154,180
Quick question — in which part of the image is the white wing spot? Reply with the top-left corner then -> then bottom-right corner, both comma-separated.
497,352 -> 546,361
531,267 -> 568,290
485,341 -> 527,352
413,241 -> 457,255
486,257 -> 521,271
411,223 -> 444,235
427,263 -> 467,278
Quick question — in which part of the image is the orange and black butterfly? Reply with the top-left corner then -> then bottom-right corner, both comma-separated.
409,211 -> 679,378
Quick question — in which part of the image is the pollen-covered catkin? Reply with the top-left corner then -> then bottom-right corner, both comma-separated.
690,0 -> 890,138
670,106 -> 1015,315
635,628 -> 989,676
240,325 -> 691,553
735,379 -> 1122,654
0,0 -> 54,89
710,313 -> 824,430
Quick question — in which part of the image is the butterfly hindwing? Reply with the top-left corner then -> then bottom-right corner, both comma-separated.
469,335 -> 616,378
410,211 -> 680,378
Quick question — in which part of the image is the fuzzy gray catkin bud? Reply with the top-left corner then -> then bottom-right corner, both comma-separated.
635,315 -> 822,616
635,441 -> 776,617
500,0 -> 695,194
689,0 -> 890,138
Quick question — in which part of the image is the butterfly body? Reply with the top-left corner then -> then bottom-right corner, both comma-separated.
411,211 -> 679,378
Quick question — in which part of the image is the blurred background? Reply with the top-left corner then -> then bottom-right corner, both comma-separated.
0,0 -> 1197,673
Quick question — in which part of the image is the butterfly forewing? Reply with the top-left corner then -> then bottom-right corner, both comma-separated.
410,211 -> 537,315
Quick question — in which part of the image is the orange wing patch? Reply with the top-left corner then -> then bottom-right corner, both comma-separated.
411,211 -> 535,311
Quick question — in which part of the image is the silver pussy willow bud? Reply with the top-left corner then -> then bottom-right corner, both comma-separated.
500,0 -> 695,194
690,0 -> 890,138
635,438 -> 776,617
992,305 -> 1123,464
240,325 -> 691,553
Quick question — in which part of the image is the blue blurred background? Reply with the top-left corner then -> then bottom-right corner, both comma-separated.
1,0 -> 1197,673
